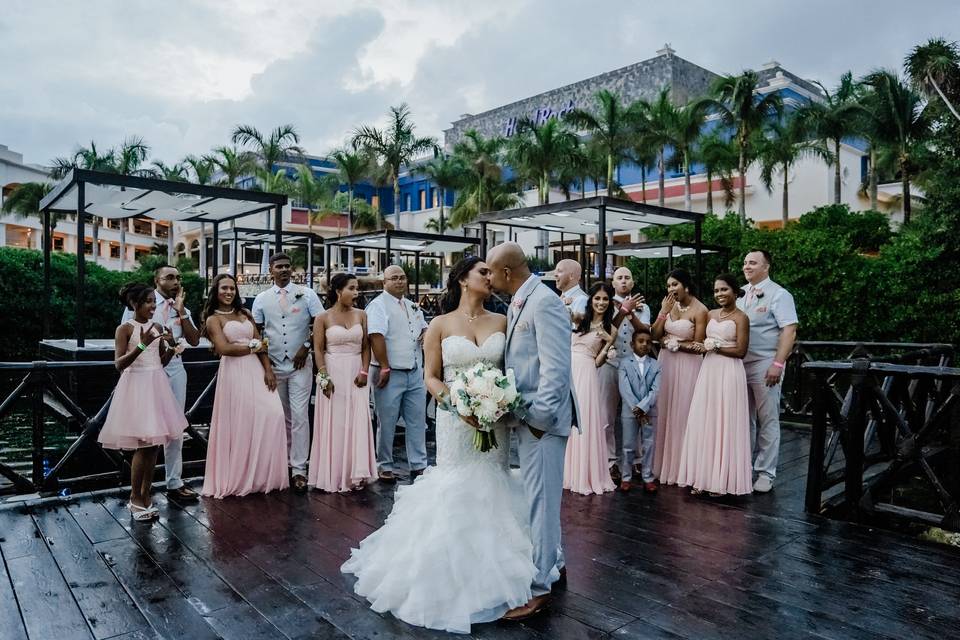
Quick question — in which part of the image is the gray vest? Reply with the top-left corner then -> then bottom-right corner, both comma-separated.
257,286 -> 313,370
370,293 -> 420,370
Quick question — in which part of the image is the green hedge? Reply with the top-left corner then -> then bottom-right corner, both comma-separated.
0,248 -> 206,361
632,205 -> 959,346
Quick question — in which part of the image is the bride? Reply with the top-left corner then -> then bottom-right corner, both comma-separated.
341,256 -> 536,634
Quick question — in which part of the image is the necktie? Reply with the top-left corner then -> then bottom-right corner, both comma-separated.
279,288 -> 290,312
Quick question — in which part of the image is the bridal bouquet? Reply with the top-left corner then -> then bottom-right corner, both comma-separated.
447,362 -> 522,452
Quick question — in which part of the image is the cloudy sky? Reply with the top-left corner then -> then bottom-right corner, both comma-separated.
1,0 -> 956,168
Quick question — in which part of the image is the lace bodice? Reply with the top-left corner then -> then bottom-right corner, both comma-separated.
437,332 -> 510,470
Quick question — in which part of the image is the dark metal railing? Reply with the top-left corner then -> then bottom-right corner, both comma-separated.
0,360 -> 219,496
803,345 -> 960,531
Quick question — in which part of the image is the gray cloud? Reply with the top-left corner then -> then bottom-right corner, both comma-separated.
1,0 -> 956,167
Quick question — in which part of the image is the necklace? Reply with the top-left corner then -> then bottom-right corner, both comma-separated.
461,310 -> 480,323
213,309 -> 235,315
675,298 -> 691,313
718,307 -> 736,321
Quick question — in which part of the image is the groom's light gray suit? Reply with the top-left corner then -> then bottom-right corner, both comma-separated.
506,274 -> 577,597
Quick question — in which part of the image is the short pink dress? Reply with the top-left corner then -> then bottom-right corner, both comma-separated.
655,317 -> 703,484
676,319 -> 752,495
563,331 -> 616,496
202,319 -> 289,498
308,323 -> 376,492
98,320 -> 187,450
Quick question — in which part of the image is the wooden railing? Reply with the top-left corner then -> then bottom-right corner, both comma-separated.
803,345 -> 960,531
0,360 -> 220,496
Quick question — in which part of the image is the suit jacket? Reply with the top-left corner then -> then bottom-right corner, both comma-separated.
505,276 -> 577,436
618,355 -> 661,417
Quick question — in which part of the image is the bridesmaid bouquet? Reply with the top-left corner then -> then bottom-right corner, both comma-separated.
665,337 -> 680,352
703,337 -> 720,353
448,363 -> 521,452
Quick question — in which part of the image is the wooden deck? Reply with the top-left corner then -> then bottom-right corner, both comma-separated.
2,425 -> 959,640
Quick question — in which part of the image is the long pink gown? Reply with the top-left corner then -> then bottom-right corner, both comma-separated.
677,319 -> 752,495
98,320 -> 187,450
308,323 -> 377,492
564,331 -> 616,495
202,319 -> 289,498
655,317 -> 703,485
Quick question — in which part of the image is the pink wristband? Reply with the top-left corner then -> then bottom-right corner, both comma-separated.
772,361 -> 785,369
657,313 -> 668,321
359,370 -> 368,376
380,367 -> 391,373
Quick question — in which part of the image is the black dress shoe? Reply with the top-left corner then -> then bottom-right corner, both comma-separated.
609,464 -> 622,485
167,486 -> 200,502
291,474 -> 308,494
409,468 -> 424,484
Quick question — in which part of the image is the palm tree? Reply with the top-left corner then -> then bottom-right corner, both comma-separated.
668,100 -> 709,211
797,72 -> 862,206
507,117 -> 580,258
564,89 -> 639,195
329,148 -> 371,234
629,137 -> 658,204
756,115 -> 830,226
290,164 -> 337,235
905,38 -> 960,123
351,104 -> 437,231
696,71 -> 784,225
149,160 -> 188,182
2,182 -> 55,222
50,141 -> 117,263
695,131 -> 738,214
636,88 -> 678,207
210,145 -> 256,187
184,154 -> 216,185
862,70 -> 932,224
113,137 -> 151,271
231,124 -> 305,175
421,153 -> 465,232
449,129 -> 507,225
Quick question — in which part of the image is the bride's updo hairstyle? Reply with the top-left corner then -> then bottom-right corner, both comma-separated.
440,256 -> 484,314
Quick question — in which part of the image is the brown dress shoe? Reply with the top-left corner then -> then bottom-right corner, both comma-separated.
619,480 -> 632,492
502,594 -> 551,621
167,486 -> 199,502
378,470 -> 397,484
291,474 -> 308,494
644,481 -> 659,494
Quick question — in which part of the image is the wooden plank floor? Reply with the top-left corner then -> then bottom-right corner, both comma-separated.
2,425 -> 959,639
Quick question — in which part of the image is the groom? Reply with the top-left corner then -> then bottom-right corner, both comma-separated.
487,242 -> 575,620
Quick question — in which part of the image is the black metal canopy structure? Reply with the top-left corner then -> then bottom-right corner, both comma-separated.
225,227 -> 324,287
38,169 -> 289,346
468,196 -> 707,288
322,229 -> 481,296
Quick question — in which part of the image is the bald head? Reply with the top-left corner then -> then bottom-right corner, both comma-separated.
612,266 -> 634,296
382,264 -> 408,298
554,259 -> 582,292
486,242 -> 530,295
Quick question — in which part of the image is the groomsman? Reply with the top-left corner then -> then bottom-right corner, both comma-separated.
252,253 -> 323,493
606,266 -> 651,484
367,265 -> 429,483
554,259 -> 588,322
617,328 -> 660,492
121,265 -> 200,501
737,250 -> 798,493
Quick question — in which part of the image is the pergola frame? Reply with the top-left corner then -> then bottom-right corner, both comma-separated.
469,196 -> 706,289
322,229 -> 481,297
226,227 -> 325,288
38,169 -> 288,346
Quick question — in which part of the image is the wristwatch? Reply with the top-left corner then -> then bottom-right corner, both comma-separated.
302,340 -> 311,349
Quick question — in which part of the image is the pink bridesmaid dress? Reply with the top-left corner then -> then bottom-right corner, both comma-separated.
655,317 -> 703,484
308,323 -> 376,492
99,320 -> 187,450
564,331 -> 616,495
677,319 -> 752,495
202,319 -> 289,498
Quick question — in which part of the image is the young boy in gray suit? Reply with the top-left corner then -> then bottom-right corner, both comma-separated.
618,327 -> 660,493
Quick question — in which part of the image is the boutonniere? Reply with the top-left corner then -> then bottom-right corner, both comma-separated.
294,288 -> 305,301
411,303 -> 420,312
755,289 -> 765,299
513,297 -> 525,310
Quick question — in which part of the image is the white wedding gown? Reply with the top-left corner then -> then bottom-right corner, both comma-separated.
341,332 -> 536,634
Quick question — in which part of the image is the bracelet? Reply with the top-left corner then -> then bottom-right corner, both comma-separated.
772,361 -> 785,369
380,368 -> 391,373
136,342 -> 147,351
657,313 -> 668,321
358,370 -> 368,376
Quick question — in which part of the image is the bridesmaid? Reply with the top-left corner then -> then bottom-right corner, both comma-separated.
308,273 -> 377,492
99,282 -> 187,521
201,274 -> 289,498
650,268 -> 708,485
564,282 -> 617,496
677,274 -> 752,496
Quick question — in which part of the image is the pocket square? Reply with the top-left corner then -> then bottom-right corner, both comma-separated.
516,321 -> 530,331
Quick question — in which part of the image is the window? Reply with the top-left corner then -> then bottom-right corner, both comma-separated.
371,195 -> 380,210
83,240 -> 93,255
155,223 -> 169,239
132,219 -> 152,235
53,236 -> 65,251
419,189 -> 426,210
109,244 -> 121,258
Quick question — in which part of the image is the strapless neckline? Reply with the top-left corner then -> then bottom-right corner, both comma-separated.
441,332 -> 505,350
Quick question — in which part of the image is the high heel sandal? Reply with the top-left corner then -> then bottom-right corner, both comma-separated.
128,502 -> 155,522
